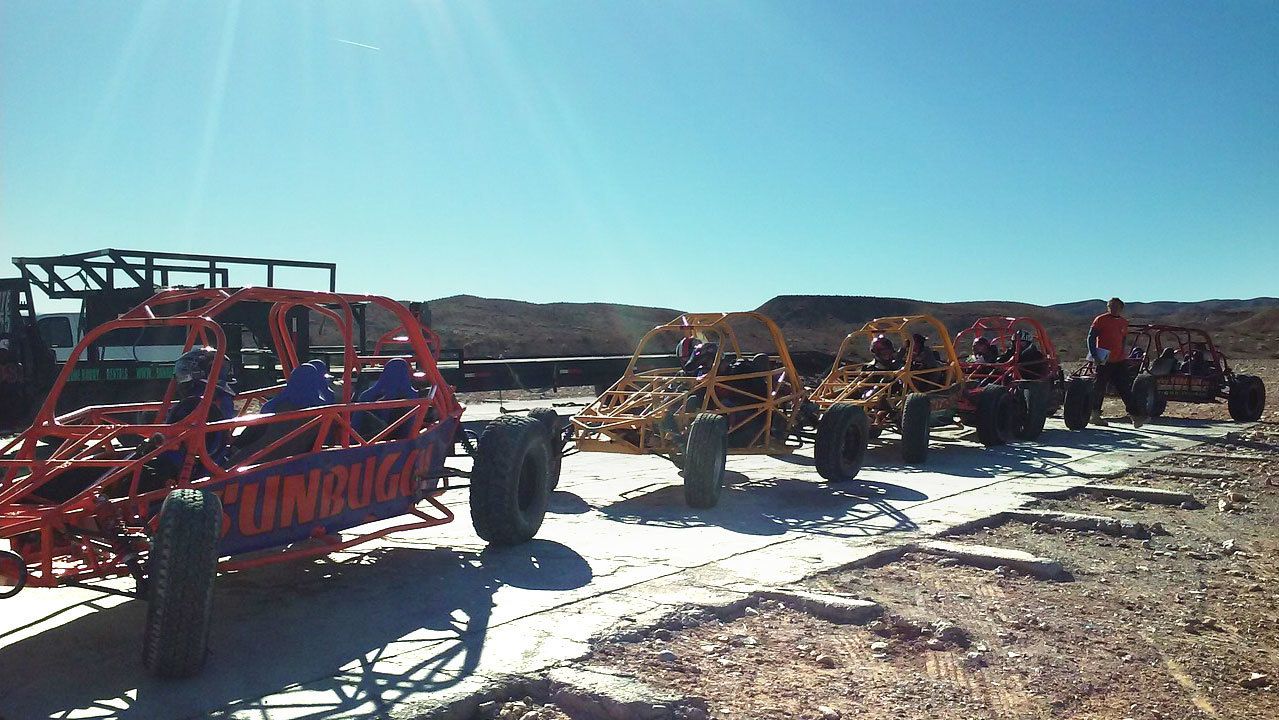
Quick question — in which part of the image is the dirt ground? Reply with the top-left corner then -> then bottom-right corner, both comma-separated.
583,423 -> 1278,720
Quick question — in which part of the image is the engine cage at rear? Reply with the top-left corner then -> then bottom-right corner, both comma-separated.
0,287 -> 465,590
569,312 -> 807,458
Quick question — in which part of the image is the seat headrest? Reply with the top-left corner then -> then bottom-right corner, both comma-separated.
263,363 -> 329,412
359,358 -> 418,403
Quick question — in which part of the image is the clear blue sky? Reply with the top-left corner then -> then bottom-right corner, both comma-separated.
2,1 -> 1276,312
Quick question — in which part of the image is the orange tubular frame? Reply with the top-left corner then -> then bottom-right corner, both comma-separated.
570,312 -> 807,457
809,315 -> 964,427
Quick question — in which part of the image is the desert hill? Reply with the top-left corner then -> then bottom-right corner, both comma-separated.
349,294 -> 1279,363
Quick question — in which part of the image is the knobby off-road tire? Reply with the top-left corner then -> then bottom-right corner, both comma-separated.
1129,374 -> 1159,420
976,385 -> 1022,447
900,393 -> 932,464
1150,393 -> 1168,419
815,403 -> 869,481
683,413 -> 728,508
470,415 -> 552,546
143,488 -> 222,678
527,407 -> 564,490
1228,375 -> 1266,422
1062,377 -> 1092,431
1014,380 -> 1050,440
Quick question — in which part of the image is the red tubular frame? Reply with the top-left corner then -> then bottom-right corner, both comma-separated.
0,287 -> 464,591
954,316 -> 1063,412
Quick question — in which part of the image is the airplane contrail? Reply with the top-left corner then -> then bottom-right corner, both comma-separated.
334,38 -> 381,51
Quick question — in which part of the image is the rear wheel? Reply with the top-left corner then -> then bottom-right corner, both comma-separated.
683,413 -> 728,508
143,488 -> 222,678
1228,375 -> 1266,422
1014,380 -> 1050,440
815,403 -> 869,481
900,393 -> 932,464
1062,377 -> 1091,430
470,415 -> 552,545
527,407 -> 564,490
976,386 -> 1021,446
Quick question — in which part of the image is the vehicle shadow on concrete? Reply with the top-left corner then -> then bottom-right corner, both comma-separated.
0,540 -> 590,720
548,490 -> 592,514
598,472 -> 923,538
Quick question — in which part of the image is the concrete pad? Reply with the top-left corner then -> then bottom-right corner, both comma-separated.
755,588 -> 882,624
1005,509 -> 1155,538
919,539 -> 1069,581
1085,483 -> 1202,507
0,416 -> 1240,718
1140,465 -> 1242,479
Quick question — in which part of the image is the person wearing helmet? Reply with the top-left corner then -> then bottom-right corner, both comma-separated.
676,336 -> 701,370
1181,343 -> 1211,376
169,346 -> 236,424
908,333 -> 947,389
682,340 -> 719,376
969,337 -> 999,363
999,329 -> 1047,380
864,335 -> 901,371
165,347 -> 238,461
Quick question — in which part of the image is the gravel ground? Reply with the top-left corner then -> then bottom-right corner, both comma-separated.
587,423 -> 1278,720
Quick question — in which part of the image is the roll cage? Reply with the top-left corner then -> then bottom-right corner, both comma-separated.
569,313 -> 806,456
809,315 -> 963,419
1073,324 -> 1236,403
955,316 -> 1061,387
0,287 -> 463,591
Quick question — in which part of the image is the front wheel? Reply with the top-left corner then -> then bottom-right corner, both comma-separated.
900,393 -> 932,464
470,415 -> 552,546
1014,380 -> 1050,440
683,413 -> 728,508
1228,375 -> 1266,422
815,403 -> 869,481
1062,377 -> 1092,430
1129,374 -> 1158,420
143,488 -> 222,678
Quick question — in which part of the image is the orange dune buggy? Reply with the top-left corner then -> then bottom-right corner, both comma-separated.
808,315 -> 964,480
567,313 -> 807,508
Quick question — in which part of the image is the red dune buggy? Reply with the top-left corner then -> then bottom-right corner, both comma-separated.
568,313 -> 808,508
953,316 -> 1087,443
0,288 -> 555,677
1071,324 -> 1265,423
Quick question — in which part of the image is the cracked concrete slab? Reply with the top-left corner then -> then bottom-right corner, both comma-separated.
0,404 -> 1245,720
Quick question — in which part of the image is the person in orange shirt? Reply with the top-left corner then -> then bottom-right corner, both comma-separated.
1087,297 -> 1145,427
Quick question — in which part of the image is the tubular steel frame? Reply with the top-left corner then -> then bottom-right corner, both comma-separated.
570,313 -> 807,458
1072,323 -> 1238,404
809,315 -> 964,429
953,316 -> 1063,413
0,287 -> 463,591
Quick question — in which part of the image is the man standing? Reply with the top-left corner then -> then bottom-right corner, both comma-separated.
1087,297 -> 1144,427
